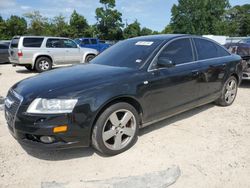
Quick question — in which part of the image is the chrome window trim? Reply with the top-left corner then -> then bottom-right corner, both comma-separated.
147,36 -> 232,72
192,36 -> 231,57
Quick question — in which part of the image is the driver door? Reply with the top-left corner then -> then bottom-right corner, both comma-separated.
143,38 -> 201,122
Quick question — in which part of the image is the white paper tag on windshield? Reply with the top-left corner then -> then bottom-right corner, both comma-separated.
135,41 -> 154,46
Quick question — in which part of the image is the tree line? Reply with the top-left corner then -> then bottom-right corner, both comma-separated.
0,0 -> 249,40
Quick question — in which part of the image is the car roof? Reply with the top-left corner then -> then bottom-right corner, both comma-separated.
12,36 -> 71,40
130,34 -> 191,41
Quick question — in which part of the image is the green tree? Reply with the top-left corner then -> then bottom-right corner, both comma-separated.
95,0 -> 124,40
162,25 -> 173,34
141,27 -> 153,36
0,16 -> 8,39
69,10 -> 90,38
24,11 -> 50,35
50,15 -> 70,37
5,15 -> 27,37
123,20 -> 141,39
170,0 -> 229,35
222,4 -> 250,36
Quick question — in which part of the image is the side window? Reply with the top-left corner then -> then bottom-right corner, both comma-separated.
0,44 -> 8,49
46,39 -> 63,48
23,38 -> 44,48
63,39 -> 77,48
215,43 -> 230,57
159,38 -> 194,65
90,39 -> 97,44
81,39 -> 90,45
194,38 -> 230,60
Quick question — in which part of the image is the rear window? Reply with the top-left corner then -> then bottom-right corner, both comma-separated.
10,38 -> 20,48
23,38 -> 44,48
194,38 -> 230,60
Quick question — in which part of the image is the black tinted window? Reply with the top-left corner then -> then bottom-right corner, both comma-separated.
0,44 -> 8,49
90,39 -> 97,44
159,38 -> 194,65
46,39 -> 64,48
63,39 -> 77,48
23,38 -> 44,47
194,38 -> 230,60
82,39 -> 90,45
10,38 -> 19,48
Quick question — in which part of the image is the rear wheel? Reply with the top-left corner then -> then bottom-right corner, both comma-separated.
35,57 -> 52,73
24,65 -> 33,71
85,54 -> 95,63
216,76 -> 238,106
92,102 -> 139,155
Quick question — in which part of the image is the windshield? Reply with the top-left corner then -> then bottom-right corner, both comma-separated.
91,39 -> 162,69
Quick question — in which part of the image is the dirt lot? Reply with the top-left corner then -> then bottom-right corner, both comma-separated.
0,64 -> 250,188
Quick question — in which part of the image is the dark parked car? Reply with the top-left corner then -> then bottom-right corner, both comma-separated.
4,35 -> 242,155
224,38 -> 250,80
0,42 -> 10,64
75,38 -> 111,53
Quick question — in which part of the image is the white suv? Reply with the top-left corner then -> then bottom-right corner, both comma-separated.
9,36 -> 98,72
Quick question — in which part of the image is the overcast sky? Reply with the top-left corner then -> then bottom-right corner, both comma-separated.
0,0 -> 249,31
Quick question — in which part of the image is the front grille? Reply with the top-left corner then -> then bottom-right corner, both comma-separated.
4,90 -> 23,128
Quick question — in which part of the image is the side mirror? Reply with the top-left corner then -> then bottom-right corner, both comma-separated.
77,44 -> 80,48
157,57 -> 175,68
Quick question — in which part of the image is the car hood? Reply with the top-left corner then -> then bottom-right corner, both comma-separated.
12,64 -> 134,103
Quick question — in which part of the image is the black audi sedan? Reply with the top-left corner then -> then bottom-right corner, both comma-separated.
4,34 -> 242,155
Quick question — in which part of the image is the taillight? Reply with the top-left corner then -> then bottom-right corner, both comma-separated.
18,51 -> 23,57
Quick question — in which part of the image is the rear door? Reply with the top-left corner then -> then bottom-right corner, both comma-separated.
192,38 -> 231,100
45,38 -> 65,64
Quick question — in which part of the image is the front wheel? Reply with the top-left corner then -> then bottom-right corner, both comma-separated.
92,102 -> 139,155
216,76 -> 238,106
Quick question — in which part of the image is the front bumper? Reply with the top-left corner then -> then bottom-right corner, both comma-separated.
5,107 -> 91,150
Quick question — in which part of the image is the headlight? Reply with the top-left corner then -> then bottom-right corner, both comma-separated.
27,98 -> 78,114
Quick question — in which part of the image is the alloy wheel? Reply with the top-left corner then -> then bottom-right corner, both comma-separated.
39,60 -> 50,70
102,109 -> 136,151
225,79 -> 237,104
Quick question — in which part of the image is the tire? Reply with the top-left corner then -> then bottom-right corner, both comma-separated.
24,65 -> 33,71
85,54 -> 95,63
216,76 -> 238,106
92,102 -> 139,155
35,57 -> 52,73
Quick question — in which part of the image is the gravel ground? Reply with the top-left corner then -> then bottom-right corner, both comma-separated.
0,64 -> 250,188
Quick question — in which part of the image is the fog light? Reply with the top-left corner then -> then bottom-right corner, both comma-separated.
40,136 -> 55,144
